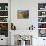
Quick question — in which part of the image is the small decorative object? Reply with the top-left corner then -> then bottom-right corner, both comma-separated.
38,17 -> 42,22
11,23 -> 16,30
0,11 -> 8,16
38,23 -> 46,28
43,39 -> 45,40
29,25 -> 35,30
42,12 -> 45,15
39,29 -> 46,37
17,10 -> 29,19
3,18 -> 7,22
45,6 -> 46,10
5,6 -> 8,10
40,8 -> 44,10
0,6 -> 1,10
0,23 -> 8,30
0,17 -> 8,22
38,17 -> 46,22
15,35 -> 32,46
45,6 -> 46,8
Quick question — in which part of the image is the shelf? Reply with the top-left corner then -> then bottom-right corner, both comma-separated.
0,3 -> 8,37
38,37 -> 46,38
38,16 -> 46,17
38,10 -> 46,11
38,22 -> 46,23
0,10 -> 8,11
0,16 -> 8,17
38,3 -> 46,37
38,28 -> 46,29
0,22 -> 8,23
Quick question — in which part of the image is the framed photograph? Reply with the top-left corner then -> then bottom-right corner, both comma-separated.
17,10 -> 29,19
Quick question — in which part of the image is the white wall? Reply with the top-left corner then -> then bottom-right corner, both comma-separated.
11,0 -> 46,46
0,0 -> 8,3
11,0 -> 38,45
11,0 -> 38,30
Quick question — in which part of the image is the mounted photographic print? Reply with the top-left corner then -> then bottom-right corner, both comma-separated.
17,10 -> 29,19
